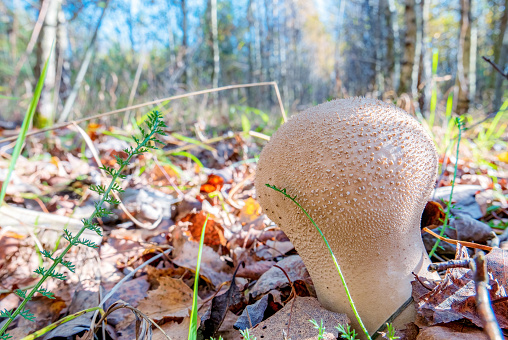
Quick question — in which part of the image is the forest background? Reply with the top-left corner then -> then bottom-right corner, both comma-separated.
1,0 -> 506,128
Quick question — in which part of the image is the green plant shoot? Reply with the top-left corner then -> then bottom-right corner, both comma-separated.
0,43 -> 54,205
428,116 -> 464,258
0,111 -> 166,339
188,214 -> 209,340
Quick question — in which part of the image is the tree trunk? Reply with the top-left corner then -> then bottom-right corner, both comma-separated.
385,0 -> 400,91
211,0 -> 219,89
399,0 -> 416,94
455,0 -> 471,115
180,0 -> 189,88
494,0 -> 508,109
418,0 -> 431,114
494,20 -> 508,109
35,0 -> 59,128
375,0 -> 386,96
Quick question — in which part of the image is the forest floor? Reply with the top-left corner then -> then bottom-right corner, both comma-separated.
0,117 -> 507,340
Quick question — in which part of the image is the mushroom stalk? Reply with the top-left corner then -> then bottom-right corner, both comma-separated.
255,98 -> 439,338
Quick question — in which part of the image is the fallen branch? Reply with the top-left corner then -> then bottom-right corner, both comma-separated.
471,251 -> 503,340
423,227 -> 493,252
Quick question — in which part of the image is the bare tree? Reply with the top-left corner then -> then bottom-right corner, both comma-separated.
455,0 -> 472,115
385,0 -> 400,91
399,0 -> 416,94
211,0 -> 220,91
35,0 -> 60,127
494,0 -> 508,109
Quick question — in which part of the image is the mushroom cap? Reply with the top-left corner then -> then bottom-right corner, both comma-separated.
255,98 -> 438,335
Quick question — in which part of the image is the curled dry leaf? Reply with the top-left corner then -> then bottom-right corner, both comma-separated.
198,263 -> 244,339
414,245 -> 508,329
200,174 -> 224,193
180,210 -> 227,249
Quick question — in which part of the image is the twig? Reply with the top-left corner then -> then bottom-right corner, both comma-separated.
423,227 -> 493,252
482,56 -> 508,80
428,259 -> 472,272
273,264 -> 296,338
411,272 -> 435,291
87,247 -> 172,334
471,251 -> 503,340
0,82 -> 287,144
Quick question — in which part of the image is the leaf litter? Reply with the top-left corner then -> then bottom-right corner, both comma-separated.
1,123 -> 508,339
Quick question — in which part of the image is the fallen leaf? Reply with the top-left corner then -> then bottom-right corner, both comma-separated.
421,201 -> 445,228
415,245 -> 508,329
104,275 -> 149,327
172,240 -> 231,287
137,276 -> 198,321
234,293 -> 269,330
249,255 -> 314,299
238,197 -> 261,223
152,317 -> 190,340
250,296 -> 349,340
181,211 -> 226,249
200,174 -> 224,193
198,264 -> 244,339
416,321 -> 489,340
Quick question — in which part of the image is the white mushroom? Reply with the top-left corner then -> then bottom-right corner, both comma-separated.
255,98 -> 439,337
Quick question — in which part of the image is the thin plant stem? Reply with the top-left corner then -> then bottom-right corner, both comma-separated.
188,214 -> 209,340
428,117 -> 464,258
0,112 -> 165,338
266,184 -> 371,340
19,306 -> 103,340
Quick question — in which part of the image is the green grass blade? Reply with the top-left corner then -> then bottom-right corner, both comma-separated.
170,151 -> 205,170
429,48 -> 439,127
188,214 -> 209,340
172,133 -> 216,152
0,43 -> 54,204
485,99 -> 508,141
0,94 -> 19,100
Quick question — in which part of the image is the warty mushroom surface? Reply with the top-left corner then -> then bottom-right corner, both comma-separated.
255,98 -> 440,337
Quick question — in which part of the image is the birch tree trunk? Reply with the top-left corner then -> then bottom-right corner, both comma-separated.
35,0 -> 60,127
418,0 -> 431,113
455,0 -> 471,115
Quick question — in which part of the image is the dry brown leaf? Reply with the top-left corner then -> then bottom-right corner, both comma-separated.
137,276 -> 199,321
421,201 -> 445,229
416,321 -> 489,340
250,296 -> 349,340
172,240 -> 231,287
238,197 -> 261,223
181,211 -> 226,249
152,317 -> 190,340
249,255 -> 314,299
200,174 -> 224,193
415,245 -> 508,329
4,297 -> 66,339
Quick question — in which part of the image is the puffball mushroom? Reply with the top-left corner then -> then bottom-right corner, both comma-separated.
255,98 -> 439,337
